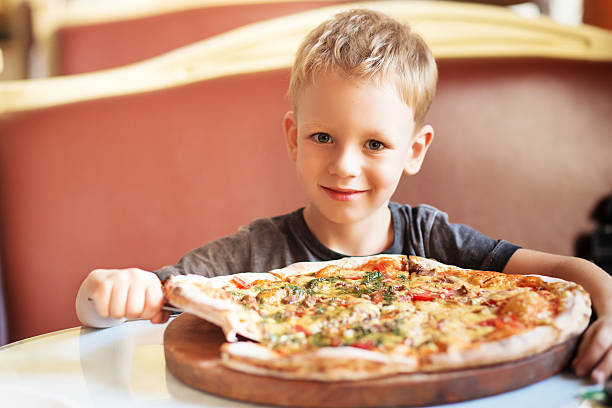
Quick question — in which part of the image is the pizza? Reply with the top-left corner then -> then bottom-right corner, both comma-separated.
163,255 -> 591,381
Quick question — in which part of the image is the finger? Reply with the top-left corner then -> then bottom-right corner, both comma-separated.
150,311 -> 162,324
574,325 -> 612,377
150,310 -> 170,324
89,274 -> 113,318
572,323 -> 598,372
591,345 -> 612,384
125,282 -> 146,319
142,281 -> 164,320
161,311 -> 170,323
108,275 -> 130,319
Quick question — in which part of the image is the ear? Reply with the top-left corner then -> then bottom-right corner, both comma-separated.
283,111 -> 298,161
404,124 -> 434,175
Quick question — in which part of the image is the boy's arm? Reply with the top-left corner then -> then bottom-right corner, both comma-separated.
503,248 -> 612,383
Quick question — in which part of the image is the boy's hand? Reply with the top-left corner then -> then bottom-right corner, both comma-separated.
76,268 -> 169,327
572,314 -> 612,384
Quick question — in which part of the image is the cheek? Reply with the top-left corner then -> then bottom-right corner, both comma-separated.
296,147 -> 323,180
370,160 -> 405,189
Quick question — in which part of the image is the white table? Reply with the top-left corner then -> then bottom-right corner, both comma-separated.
0,318 -> 602,407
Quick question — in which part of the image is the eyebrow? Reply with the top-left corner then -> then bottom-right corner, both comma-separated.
299,121 -> 334,134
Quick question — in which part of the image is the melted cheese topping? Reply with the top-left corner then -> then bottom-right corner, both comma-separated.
224,258 -> 563,358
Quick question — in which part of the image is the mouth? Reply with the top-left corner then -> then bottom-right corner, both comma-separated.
321,186 -> 368,201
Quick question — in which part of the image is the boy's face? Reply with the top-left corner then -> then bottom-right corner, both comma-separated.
284,72 -> 433,226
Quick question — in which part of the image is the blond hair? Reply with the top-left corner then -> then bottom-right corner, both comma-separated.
289,9 -> 437,127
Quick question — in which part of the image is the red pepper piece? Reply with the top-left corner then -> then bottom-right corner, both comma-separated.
230,277 -> 252,290
294,325 -> 310,336
411,290 -> 437,301
351,339 -> 377,350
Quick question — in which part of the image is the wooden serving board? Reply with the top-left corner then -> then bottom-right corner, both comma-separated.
164,313 -> 578,407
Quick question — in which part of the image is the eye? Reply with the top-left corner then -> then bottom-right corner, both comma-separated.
312,133 -> 332,144
365,139 -> 385,151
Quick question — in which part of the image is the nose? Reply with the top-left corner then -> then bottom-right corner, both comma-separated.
328,145 -> 362,178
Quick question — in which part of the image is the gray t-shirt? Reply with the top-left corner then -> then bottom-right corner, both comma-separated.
156,202 -> 520,281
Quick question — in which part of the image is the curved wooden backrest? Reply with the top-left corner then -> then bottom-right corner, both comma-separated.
1,1 -> 611,342
34,0 -> 348,75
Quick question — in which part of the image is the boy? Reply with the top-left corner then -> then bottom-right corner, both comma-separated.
76,9 -> 612,384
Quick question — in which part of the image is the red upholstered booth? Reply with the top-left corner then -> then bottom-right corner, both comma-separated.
0,69 -> 304,342
1,1 -> 611,343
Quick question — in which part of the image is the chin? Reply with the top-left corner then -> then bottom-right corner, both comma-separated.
317,203 -> 373,225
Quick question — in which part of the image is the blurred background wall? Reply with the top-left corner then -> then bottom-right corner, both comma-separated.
1,0 -> 611,81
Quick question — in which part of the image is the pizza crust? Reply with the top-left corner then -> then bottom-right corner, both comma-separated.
270,254 -> 407,279
221,341 -> 418,381
552,283 -> 592,341
423,326 -> 557,371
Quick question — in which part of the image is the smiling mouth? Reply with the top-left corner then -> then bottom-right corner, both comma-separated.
321,186 -> 368,201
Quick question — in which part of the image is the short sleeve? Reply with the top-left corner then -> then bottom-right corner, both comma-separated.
154,216 -> 296,282
410,205 -> 520,271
